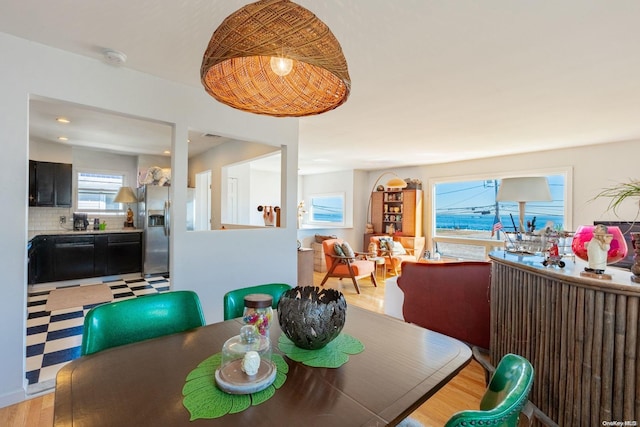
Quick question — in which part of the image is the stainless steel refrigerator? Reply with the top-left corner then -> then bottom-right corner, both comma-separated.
137,185 -> 170,275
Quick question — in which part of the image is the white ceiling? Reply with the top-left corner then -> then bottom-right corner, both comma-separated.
4,0 -> 640,174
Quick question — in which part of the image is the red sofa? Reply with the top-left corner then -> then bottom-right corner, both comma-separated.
396,261 -> 492,349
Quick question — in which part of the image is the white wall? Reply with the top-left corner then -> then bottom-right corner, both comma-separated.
0,32 -> 299,407
297,170 -> 369,250
251,169 -> 281,226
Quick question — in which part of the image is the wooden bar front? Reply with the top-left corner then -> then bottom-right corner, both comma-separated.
489,251 -> 640,426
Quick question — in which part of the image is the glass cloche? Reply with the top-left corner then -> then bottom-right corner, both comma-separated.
214,325 -> 276,394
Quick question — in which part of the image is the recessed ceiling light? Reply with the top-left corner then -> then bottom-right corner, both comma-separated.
163,150 -> 171,155
56,117 -> 70,124
58,136 -> 68,141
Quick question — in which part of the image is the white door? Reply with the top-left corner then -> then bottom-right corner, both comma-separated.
195,170 -> 211,231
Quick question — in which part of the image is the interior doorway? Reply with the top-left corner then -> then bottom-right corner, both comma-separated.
194,170 -> 211,231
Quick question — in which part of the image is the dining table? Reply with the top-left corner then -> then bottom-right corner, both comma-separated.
54,305 -> 471,427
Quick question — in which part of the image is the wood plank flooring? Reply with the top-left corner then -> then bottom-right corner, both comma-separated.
0,272 -> 485,427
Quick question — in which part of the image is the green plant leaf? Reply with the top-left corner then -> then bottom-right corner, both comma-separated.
278,333 -> 364,368
182,353 -> 287,420
592,179 -> 640,216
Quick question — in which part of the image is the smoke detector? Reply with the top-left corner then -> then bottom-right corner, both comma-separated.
103,49 -> 127,66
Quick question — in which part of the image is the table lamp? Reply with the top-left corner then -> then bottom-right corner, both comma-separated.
496,177 -> 552,234
114,186 -> 138,228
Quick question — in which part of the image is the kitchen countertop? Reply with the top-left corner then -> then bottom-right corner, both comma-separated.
29,228 -> 142,241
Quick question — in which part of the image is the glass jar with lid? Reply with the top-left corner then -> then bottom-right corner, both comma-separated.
215,324 -> 275,394
242,293 -> 273,338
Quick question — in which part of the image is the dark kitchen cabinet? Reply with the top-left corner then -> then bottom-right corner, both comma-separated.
29,232 -> 142,284
29,160 -> 72,207
95,233 -> 142,276
28,235 -> 54,284
53,235 -> 96,281
107,233 -> 142,275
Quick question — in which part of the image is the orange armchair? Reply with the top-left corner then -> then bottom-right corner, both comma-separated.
369,235 -> 418,276
319,238 -> 378,294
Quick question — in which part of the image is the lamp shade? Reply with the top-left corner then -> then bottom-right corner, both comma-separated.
201,0 -> 350,117
496,177 -> 552,202
385,177 -> 408,189
113,186 -> 137,204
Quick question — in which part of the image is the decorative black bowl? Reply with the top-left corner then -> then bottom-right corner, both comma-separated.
277,286 -> 347,350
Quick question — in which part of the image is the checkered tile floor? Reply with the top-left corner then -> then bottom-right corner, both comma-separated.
26,275 -> 170,394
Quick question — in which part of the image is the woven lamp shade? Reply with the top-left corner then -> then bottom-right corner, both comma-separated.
201,0 -> 351,117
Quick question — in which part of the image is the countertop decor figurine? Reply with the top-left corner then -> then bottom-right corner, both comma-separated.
572,224 -> 628,280
583,224 -> 613,278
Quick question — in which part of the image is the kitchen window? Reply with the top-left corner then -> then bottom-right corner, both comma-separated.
76,171 -> 125,212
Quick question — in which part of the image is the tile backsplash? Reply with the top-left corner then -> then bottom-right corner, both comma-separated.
28,207 -> 128,232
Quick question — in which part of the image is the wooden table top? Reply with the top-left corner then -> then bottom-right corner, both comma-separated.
54,306 -> 471,427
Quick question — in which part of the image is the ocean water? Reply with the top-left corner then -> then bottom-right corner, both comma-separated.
436,214 -> 564,232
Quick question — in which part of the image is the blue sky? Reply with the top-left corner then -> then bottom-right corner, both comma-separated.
435,176 -> 565,218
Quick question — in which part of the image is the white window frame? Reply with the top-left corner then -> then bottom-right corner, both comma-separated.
307,192 -> 346,227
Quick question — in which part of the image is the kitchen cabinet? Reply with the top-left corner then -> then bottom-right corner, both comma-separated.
53,235 -> 95,280
29,160 -> 72,207
95,233 -> 142,276
28,232 -> 142,284
370,189 -> 423,236
28,235 -> 54,284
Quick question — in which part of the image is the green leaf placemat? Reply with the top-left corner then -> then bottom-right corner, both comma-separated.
182,353 -> 288,421
278,333 -> 364,368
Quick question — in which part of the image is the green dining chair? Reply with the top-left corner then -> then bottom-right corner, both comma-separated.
81,290 -> 206,356
223,283 -> 292,320
445,353 -> 534,427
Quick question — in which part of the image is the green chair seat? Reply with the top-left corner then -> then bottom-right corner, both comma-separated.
445,353 -> 534,427
81,290 -> 205,356
223,283 -> 292,320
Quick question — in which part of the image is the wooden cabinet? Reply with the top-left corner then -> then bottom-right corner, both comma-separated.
29,160 -> 72,207
53,235 -> 96,281
371,189 -> 423,236
28,235 -> 54,284
106,233 -> 142,275
96,234 -> 143,276
28,232 -> 142,284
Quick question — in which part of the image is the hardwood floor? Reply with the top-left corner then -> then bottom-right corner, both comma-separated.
0,272 -> 485,427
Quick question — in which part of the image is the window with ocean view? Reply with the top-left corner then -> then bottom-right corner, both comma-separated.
432,172 -> 569,259
308,193 -> 345,226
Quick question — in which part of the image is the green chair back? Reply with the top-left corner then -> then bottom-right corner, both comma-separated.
445,353 -> 534,427
223,283 -> 292,320
81,290 -> 205,356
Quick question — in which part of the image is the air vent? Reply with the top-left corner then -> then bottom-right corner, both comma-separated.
201,133 -> 221,138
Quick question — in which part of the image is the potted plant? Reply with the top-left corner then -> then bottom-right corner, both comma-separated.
594,179 -> 640,282
594,179 -> 640,216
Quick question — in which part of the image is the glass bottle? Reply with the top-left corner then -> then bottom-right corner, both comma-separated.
242,294 -> 273,338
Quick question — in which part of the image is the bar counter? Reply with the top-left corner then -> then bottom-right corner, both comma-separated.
489,251 -> 639,426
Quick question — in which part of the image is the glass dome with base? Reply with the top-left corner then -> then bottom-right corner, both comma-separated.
214,324 -> 276,394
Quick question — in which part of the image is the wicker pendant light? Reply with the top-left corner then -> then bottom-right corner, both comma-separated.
201,0 -> 351,117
